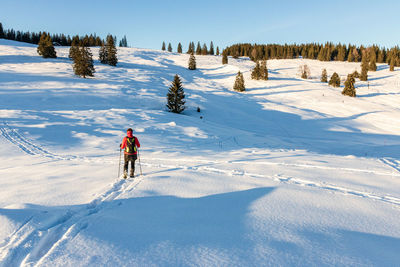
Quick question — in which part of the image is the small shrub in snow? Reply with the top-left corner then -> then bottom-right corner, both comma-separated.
166,74 -> 186,114
352,70 -> 360,79
233,71 -> 245,92
342,74 -> 356,97
329,72 -> 340,87
300,64 -> 310,79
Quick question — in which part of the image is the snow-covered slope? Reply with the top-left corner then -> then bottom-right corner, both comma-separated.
0,39 -> 399,266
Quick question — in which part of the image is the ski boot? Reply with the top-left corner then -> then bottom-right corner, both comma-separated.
130,170 -> 134,178
123,170 -> 128,179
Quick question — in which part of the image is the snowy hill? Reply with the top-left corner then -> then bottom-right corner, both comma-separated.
0,39 -> 400,266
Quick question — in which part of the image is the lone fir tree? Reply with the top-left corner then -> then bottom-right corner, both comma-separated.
162,41 -> 166,51
233,71 -> 245,92
260,60 -> 268,80
177,43 -> 183,53
329,72 -> 340,87
342,74 -> 356,97
119,35 -> 128,47
209,41 -> 215,55
73,46 -> 95,78
390,57 -> 395,71
369,50 -> 377,71
222,52 -> 228,64
166,74 -> 186,114
321,69 -> 328,82
106,35 -> 118,66
251,61 -> 261,80
69,36 -> 80,60
99,43 -> 107,64
360,50 -> 369,81
37,32 -> 57,58
168,42 -> 172,52
188,53 -> 196,70
216,46 -> 220,56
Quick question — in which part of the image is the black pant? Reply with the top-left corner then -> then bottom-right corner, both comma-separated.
124,154 -> 137,175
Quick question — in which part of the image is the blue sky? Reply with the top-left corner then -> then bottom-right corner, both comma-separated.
1,0 -> 399,50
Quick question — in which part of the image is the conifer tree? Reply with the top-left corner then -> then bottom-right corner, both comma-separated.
216,46 -> 220,56
352,70 -> 360,79
321,69 -> 328,82
0,23 -> 4,39
390,57 -> 395,71
196,42 -> 201,55
119,35 -> 128,47
166,74 -> 186,113
188,53 -> 196,70
69,36 -> 79,60
329,72 -> 340,87
201,43 -> 208,55
342,74 -> 356,97
360,50 -> 368,81
251,61 -> 261,80
260,60 -> 268,80
99,43 -> 107,63
222,52 -> 228,64
105,34 -> 118,66
168,42 -> 172,52
209,41 -> 215,55
177,43 -> 183,53
37,33 -> 57,58
233,71 -> 245,92
347,49 -> 354,62
369,49 -> 377,71
73,46 -> 95,78
162,41 -> 166,51
187,42 -> 194,54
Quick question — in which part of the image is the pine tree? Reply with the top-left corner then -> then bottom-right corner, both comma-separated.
37,33 -> 57,58
99,43 -> 107,63
196,42 -> 201,55
209,41 -> 215,55
73,46 -> 95,78
177,43 -> 183,53
222,52 -> 228,64
342,74 -> 356,97
201,43 -> 208,55
162,41 -> 166,51
260,60 -> 268,80
168,42 -> 172,52
251,61 -> 261,80
329,72 -> 340,87
187,42 -> 194,54
321,69 -> 328,82
233,71 -> 245,92
390,57 -> 395,71
216,46 -> 220,56
360,50 -> 368,81
352,70 -> 360,79
119,35 -> 128,47
166,74 -> 186,113
0,23 -> 4,38
369,49 -> 377,71
105,34 -> 118,66
188,53 -> 196,70
69,36 -> 79,60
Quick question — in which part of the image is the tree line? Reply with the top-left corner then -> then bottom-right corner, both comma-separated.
223,42 -> 400,68
0,22 -> 129,47
162,41 -> 220,55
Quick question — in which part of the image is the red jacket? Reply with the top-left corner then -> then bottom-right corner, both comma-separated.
120,132 -> 140,155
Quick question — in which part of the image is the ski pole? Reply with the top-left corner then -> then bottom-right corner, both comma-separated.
118,148 -> 122,179
138,149 -> 143,176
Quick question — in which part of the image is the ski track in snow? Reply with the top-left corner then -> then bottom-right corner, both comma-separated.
1,122 -> 400,211
0,174 -> 146,267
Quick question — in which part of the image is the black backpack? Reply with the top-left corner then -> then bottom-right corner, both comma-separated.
125,136 -> 137,153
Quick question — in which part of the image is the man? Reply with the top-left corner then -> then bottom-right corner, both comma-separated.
120,128 -> 141,178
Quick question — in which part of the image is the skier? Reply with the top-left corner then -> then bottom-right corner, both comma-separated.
120,128 -> 141,178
